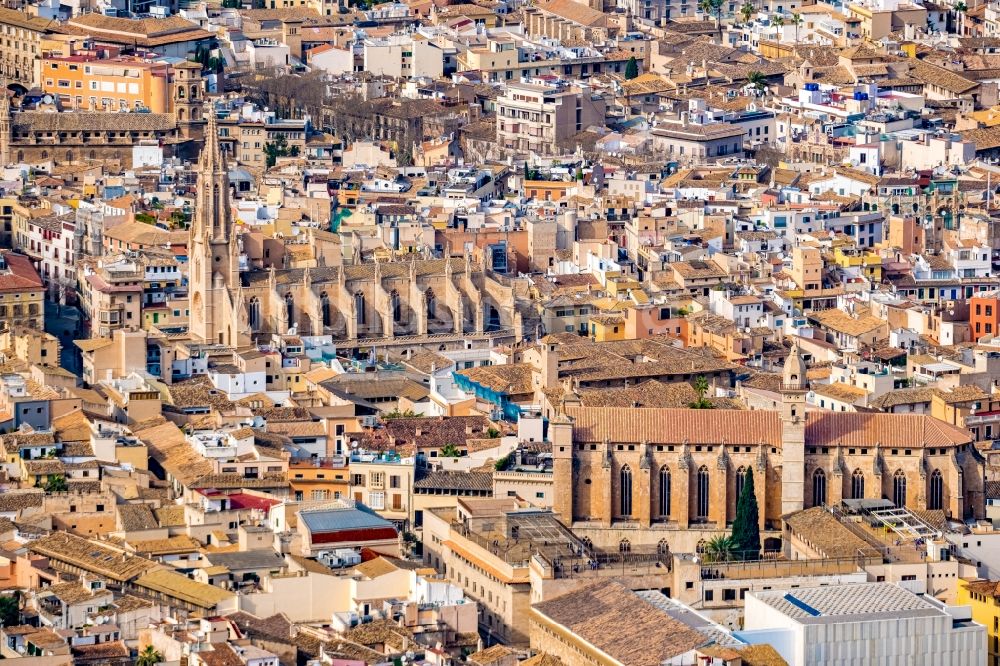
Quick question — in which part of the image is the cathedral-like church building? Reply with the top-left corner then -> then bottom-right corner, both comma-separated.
188,101 -> 524,351
550,344 -> 986,553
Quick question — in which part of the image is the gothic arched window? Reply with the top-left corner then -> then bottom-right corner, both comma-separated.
851,468 -> 865,500
426,288 -> 436,319
284,292 -> 294,329
929,469 -> 944,511
657,539 -> 669,554
619,538 -> 630,553
320,292 -> 331,328
619,464 -> 632,518
813,468 -> 827,507
248,297 -> 260,331
893,469 -> 907,508
736,465 -> 747,500
354,292 -> 366,326
390,289 -> 401,323
658,465 -> 671,518
697,465 -> 710,519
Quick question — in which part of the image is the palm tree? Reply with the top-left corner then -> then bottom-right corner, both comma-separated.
792,12 -> 803,42
740,1 -> 754,25
703,534 -> 736,563
954,1 -> 967,33
699,0 -> 724,39
440,443 -> 461,458
690,375 -> 714,409
747,70 -> 766,95
773,13 -> 784,38
136,646 -> 163,666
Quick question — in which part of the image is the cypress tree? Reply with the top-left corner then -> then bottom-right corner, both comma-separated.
624,56 -> 639,80
732,468 -> 761,560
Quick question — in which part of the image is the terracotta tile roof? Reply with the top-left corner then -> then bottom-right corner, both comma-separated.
963,578 -> 1000,599
414,469 -> 493,492
784,507 -> 880,559
266,420 -> 326,437
66,14 -> 212,47
134,417 -> 213,487
735,644 -> 789,666
28,532 -> 156,582
351,555 -> 424,579
101,221 -> 177,247
535,0 -> 608,25
42,580 -> 104,605
961,125 -> 1000,151
910,59 -> 978,94
197,642 -> 243,666
154,505 -> 186,527
343,618 -> 413,651
811,382 -> 868,402
118,503 -> 158,531
564,407 -> 971,448
72,640 -> 129,660
133,569 -> 235,609
869,387 -> 937,409
0,252 -> 43,292
531,581 -> 707,665
113,594 -> 154,613
128,534 -> 201,556
457,363 -> 535,394
318,375 -> 429,403
14,111 -> 177,133
805,411 -> 970,447
809,308 -> 887,337
391,348 -> 451,374
51,409 -> 93,443
576,380 -> 699,408
0,7 -> 60,32
468,645 -> 516,665
226,611 -> 294,642
936,385 -> 988,404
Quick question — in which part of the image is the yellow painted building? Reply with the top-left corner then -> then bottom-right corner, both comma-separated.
589,314 -> 627,342
832,245 -> 883,281
957,578 -> 1000,665
40,55 -> 171,113
289,459 -> 351,502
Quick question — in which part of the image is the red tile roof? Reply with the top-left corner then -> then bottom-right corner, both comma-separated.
564,407 -> 971,448
0,252 -> 43,292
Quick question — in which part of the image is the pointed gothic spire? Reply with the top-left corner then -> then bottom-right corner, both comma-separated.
200,99 -> 224,174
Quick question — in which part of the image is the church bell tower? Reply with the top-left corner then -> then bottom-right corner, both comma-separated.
780,341 -> 808,515
189,100 -> 241,346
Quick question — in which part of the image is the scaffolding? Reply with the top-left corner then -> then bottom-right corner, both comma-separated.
865,505 -> 940,541
841,498 -> 941,541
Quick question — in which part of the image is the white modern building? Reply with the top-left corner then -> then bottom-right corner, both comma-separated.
738,582 -> 985,666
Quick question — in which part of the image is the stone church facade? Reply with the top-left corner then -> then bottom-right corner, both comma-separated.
551,345 -> 986,554
185,102 -> 525,351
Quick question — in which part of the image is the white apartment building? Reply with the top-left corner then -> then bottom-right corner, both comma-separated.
363,36 -> 443,80
496,81 -> 606,155
739,582 -> 985,666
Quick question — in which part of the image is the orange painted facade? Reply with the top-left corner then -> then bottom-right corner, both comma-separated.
971,293 -> 1000,341
40,55 -> 171,113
